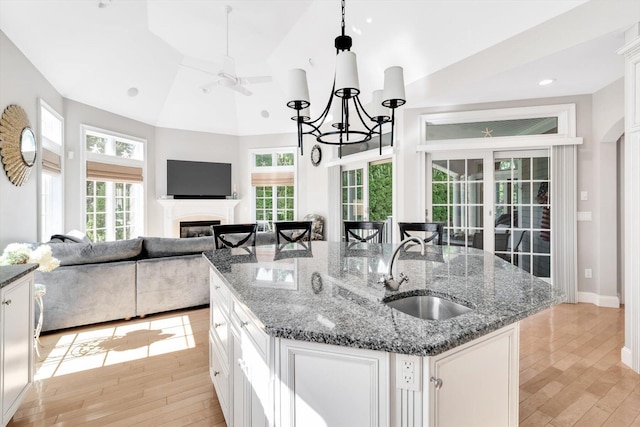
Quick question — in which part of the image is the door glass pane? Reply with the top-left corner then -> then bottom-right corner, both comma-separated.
432,159 -> 483,248
342,169 -> 364,224
533,157 -> 549,180
425,117 -> 559,140
368,161 -> 393,221
494,155 -> 550,279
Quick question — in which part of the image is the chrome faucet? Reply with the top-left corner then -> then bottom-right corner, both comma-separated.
379,237 -> 425,291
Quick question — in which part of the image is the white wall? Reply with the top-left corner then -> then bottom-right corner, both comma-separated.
590,78 -> 625,305
152,127 -> 239,236
0,30 -> 63,249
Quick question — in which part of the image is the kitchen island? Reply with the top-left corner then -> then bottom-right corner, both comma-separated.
204,242 -> 564,427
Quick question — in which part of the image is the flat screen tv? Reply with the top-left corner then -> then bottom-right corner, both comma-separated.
167,160 -> 232,199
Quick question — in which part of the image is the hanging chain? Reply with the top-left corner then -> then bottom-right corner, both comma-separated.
341,0 -> 346,36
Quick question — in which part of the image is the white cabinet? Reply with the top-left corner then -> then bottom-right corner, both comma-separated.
427,325 -> 519,427
209,267 -> 519,427
1,272 -> 34,427
210,271 -> 272,427
279,339 -> 389,427
231,327 -> 269,427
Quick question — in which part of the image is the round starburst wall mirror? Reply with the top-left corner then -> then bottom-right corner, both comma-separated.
0,105 -> 37,186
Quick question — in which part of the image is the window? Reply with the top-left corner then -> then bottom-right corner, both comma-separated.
251,149 -> 296,231
39,100 -> 63,242
83,127 -> 145,242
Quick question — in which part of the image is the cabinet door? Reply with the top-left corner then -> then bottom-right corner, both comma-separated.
2,276 -> 33,425
232,330 -> 246,427
209,333 -> 230,425
233,329 -> 269,427
429,326 -> 518,427
279,339 -> 389,427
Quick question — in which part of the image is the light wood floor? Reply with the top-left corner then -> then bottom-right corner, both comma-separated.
519,303 -> 640,426
8,303 -> 640,426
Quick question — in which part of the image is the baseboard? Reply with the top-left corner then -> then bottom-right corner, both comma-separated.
577,292 -> 620,308
621,346 -> 633,369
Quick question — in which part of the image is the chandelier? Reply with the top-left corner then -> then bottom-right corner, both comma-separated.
286,0 -> 406,157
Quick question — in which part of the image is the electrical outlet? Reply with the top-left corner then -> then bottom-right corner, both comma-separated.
402,361 -> 414,385
585,268 -> 593,279
396,355 -> 421,391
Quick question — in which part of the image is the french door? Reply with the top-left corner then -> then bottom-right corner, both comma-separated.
427,150 -> 551,281
341,159 -> 393,241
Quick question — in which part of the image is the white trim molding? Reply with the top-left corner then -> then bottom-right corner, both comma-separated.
419,104 -> 581,152
619,22 -> 640,374
577,292 -> 620,308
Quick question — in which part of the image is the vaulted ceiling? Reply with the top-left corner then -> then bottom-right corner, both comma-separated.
1,0 -> 638,136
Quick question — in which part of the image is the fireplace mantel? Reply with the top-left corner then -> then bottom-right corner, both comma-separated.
157,197 -> 241,238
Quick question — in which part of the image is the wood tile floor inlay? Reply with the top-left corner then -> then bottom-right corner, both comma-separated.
8,303 -> 640,426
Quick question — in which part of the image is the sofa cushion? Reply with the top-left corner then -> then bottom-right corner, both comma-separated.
49,238 -> 144,266
142,236 -> 213,258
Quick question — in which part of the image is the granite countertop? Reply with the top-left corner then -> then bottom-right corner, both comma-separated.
0,264 -> 38,288
204,241 -> 565,356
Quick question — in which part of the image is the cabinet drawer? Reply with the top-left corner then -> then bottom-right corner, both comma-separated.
211,303 -> 230,362
210,273 -> 230,311
232,300 -> 269,361
209,333 -> 230,424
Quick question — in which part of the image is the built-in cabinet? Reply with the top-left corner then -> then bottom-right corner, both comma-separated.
1,271 -> 34,427
210,272 -> 270,427
209,267 -> 519,427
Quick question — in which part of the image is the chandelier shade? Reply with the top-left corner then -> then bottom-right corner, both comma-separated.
286,0 -> 406,157
287,68 -> 310,110
382,66 -> 406,108
370,90 -> 390,121
335,51 -> 360,98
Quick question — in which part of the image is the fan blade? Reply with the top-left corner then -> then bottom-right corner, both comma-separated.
181,56 -> 222,76
238,76 -> 272,85
228,84 -> 252,96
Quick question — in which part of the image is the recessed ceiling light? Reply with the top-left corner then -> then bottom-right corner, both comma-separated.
127,87 -> 139,97
351,25 -> 362,35
98,0 -> 111,8
261,110 -> 270,119
538,79 -> 556,86
366,17 -> 373,24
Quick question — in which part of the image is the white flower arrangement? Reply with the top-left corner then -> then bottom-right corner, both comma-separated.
0,243 -> 60,272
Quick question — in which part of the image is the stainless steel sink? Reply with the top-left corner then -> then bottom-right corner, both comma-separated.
384,295 -> 472,320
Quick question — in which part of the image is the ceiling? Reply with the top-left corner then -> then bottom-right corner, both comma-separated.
0,0 -> 638,137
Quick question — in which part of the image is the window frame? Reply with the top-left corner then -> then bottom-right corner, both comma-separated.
38,99 -> 64,242
81,125 -> 147,241
249,147 -> 298,231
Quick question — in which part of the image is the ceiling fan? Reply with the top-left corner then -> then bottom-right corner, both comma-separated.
181,5 -> 272,96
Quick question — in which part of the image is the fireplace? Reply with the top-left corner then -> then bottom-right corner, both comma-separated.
157,198 -> 241,238
180,220 -> 221,238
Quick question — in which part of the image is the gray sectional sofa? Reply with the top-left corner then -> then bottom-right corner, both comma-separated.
34,236 -> 213,332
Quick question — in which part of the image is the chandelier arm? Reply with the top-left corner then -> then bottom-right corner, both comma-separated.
353,95 -> 376,123
307,80 -> 337,128
390,108 -> 396,147
352,97 -> 377,133
297,116 -> 303,156
343,97 -> 350,143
